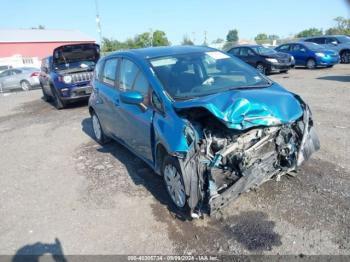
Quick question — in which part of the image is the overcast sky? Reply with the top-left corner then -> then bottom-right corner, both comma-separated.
1,0 -> 349,44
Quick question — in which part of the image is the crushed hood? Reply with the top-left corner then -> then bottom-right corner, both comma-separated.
173,83 -> 303,130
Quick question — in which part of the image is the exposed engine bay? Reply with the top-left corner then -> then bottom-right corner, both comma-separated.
177,100 -> 320,217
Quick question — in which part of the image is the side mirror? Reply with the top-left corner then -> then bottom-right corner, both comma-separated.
331,41 -> 338,46
120,91 -> 144,105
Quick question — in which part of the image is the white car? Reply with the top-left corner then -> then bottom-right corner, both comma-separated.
0,67 -> 40,92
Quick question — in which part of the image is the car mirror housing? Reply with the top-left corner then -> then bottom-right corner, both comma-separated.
120,91 -> 144,105
331,41 -> 338,46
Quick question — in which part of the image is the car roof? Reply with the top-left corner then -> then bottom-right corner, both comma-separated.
108,45 -> 216,59
231,44 -> 262,48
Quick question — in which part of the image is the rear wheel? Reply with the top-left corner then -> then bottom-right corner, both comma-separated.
162,155 -> 188,211
91,112 -> 109,145
340,50 -> 350,63
280,70 -> 288,74
20,80 -> 31,91
40,83 -> 51,102
306,58 -> 316,69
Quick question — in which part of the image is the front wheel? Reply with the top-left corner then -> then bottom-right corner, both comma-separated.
306,58 -> 316,69
51,86 -> 65,109
20,80 -> 31,91
340,50 -> 350,64
256,63 -> 267,74
162,155 -> 188,211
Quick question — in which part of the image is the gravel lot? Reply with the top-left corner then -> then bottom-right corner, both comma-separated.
0,65 -> 349,257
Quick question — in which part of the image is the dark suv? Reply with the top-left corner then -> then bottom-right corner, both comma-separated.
303,35 -> 350,63
39,43 -> 100,109
228,45 -> 293,74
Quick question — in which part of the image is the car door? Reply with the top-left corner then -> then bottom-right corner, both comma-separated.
325,37 -> 341,52
237,47 -> 256,66
290,44 -> 308,65
94,57 -> 120,136
0,70 -> 11,91
115,58 -> 154,162
2,69 -> 21,89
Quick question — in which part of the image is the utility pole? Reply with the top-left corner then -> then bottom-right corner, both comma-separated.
94,0 -> 103,44
204,30 -> 207,46
192,32 -> 196,45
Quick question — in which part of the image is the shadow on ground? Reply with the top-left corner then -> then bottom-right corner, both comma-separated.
317,75 -> 350,82
12,238 -> 67,262
80,117 -> 190,221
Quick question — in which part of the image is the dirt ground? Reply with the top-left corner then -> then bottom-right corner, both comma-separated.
0,64 -> 349,257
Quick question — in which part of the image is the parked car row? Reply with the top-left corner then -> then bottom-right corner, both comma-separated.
226,35 -> 350,74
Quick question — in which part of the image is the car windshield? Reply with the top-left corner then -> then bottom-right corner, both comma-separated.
336,36 -> 350,43
303,42 -> 326,51
149,51 -> 271,100
251,46 -> 277,55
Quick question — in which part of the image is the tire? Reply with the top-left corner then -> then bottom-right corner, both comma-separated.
40,83 -> 51,102
306,58 -> 316,69
20,80 -> 31,91
280,70 -> 288,74
162,155 -> 188,212
91,112 -> 109,145
256,63 -> 267,74
340,50 -> 350,64
50,86 -> 65,109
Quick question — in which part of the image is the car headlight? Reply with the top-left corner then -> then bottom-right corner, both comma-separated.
315,53 -> 325,58
63,75 -> 72,84
266,58 -> 278,64
291,56 -> 295,61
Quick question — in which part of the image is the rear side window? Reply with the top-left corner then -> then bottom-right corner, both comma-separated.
102,58 -> 118,86
94,60 -> 105,81
278,45 -> 290,51
229,48 -> 240,55
308,38 -> 325,44
119,59 -> 139,91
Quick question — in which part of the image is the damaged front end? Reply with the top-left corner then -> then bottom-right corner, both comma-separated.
177,100 -> 320,217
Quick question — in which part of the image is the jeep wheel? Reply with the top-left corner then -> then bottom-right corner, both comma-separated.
51,86 -> 65,109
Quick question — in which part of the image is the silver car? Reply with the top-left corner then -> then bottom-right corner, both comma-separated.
0,67 -> 40,92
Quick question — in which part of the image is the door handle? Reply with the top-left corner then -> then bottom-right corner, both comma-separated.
114,97 -> 120,106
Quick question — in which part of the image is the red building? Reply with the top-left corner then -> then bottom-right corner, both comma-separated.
0,29 -> 96,59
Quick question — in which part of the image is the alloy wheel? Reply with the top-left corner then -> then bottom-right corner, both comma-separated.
21,81 -> 30,91
92,114 -> 102,141
341,51 -> 350,63
306,59 -> 316,69
163,164 -> 186,208
256,64 -> 266,74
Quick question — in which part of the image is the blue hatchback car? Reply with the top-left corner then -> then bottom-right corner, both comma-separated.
275,42 -> 339,69
89,46 -> 320,217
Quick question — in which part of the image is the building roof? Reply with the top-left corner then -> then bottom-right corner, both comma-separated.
0,29 -> 95,43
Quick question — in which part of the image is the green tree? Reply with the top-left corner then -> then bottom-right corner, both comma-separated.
181,35 -> 194,45
296,28 -> 323,38
152,30 -> 170,46
325,16 -> 350,35
255,33 -> 268,43
226,29 -> 239,43
134,32 -> 152,48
